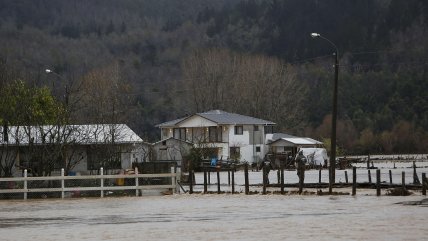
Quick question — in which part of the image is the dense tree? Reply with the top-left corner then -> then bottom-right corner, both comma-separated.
0,0 -> 427,154
0,80 -> 70,177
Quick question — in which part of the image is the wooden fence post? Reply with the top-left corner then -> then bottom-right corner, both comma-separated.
299,167 -> 304,195
368,169 -> 372,184
228,171 -> 231,186
277,170 -> 280,184
345,170 -> 348,184
171,166 -> 176,194
217,170 -> 221,194
352,167 -> 356,196
422,173 -> 426,196
319,165 -> 322,184
402,171 -> 406,196
262,166 -> 267,195
189,170 -> 193,194
281,162 -> 285,195
100,167 -> 104,198
61,168 -> 65,199
203,170 -> 207,194
232,169 -> 235,194
208,171 -> 211,185
176,166 -> 181,194
135,167 -> 139,196
23,169 -> 27,200
244,163 -> 249,195
376,169 -> 381,196
389,170 -> 392,185
328,165 -> 332,194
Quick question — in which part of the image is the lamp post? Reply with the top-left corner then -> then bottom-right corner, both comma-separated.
311,33 -> 339,193
45,69 -> 69,106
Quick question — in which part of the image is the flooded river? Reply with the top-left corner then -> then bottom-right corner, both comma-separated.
0,194 -> 427,241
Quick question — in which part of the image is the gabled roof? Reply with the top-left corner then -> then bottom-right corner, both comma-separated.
0,124 -> 143,146
155,116 -> 187,128
156,109 -> 275,127
269,137 -> 323,146
269,133 -> 298,140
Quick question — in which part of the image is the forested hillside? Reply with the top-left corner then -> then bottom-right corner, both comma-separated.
0,0 -> 427,154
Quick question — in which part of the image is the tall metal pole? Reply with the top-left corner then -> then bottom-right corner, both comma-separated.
331,50 -> 338,185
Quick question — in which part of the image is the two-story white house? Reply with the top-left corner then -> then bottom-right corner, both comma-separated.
156,110 -> 275,164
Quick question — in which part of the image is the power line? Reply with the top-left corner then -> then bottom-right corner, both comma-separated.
118,49 -> 427,96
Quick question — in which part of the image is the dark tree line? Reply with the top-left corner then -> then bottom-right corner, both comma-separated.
0,0 -> 427,154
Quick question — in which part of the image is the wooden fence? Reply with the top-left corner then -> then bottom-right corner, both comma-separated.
0,167 -> 179,200
188,163 -> 428,196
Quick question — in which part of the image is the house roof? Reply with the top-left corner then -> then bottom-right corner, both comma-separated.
0,124 -> 143,146
269,133 -> 298,140
267,132 -> 323,146
156,109 -> 275,127
269,137 -> 323,146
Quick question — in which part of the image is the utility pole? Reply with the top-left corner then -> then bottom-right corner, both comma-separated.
311,33 -> 339,193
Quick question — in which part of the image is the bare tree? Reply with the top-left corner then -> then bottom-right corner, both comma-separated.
74,62 -> 132,124
180,48 -> 302,132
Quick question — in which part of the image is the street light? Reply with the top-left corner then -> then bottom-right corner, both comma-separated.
45,68 -> 69,106
311,32 -> 339,193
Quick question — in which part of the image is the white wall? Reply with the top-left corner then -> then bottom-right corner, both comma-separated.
227,124 -> 265,164
177,115 -> 217,128
160,122 -> 271,164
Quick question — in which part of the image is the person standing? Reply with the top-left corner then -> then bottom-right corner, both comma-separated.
295,150 -> 307,193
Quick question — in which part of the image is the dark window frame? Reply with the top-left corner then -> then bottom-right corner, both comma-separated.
230,147 -> 240,160
234,125 -> 243,135
264,125 -> 274,134
173,128 -> 186,141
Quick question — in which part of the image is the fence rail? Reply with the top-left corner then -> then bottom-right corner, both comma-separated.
0,167 -> 180,200
188,163 -> 428,196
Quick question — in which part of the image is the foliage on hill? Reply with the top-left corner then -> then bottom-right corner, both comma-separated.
0,0 -> 427,154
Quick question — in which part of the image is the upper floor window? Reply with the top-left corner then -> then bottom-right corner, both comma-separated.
173,128 -> 186,140
254,125 -> 259,131
264,125 -> 274,134
208,126 -> 222,142
234,125 -> 243,135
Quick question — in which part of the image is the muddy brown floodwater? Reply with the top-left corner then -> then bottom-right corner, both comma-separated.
0,194 -> 427,241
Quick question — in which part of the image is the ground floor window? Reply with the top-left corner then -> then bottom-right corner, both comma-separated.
229,147 -> 240,160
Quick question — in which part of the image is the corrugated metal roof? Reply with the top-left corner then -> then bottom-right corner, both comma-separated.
156,110 -> 275,127
269,137 -> 322,146
0,124 -> 143,146
270,133 -> 298,140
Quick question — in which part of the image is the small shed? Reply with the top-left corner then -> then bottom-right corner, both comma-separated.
268,136 -> 323,156
152,137 -> 193,162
